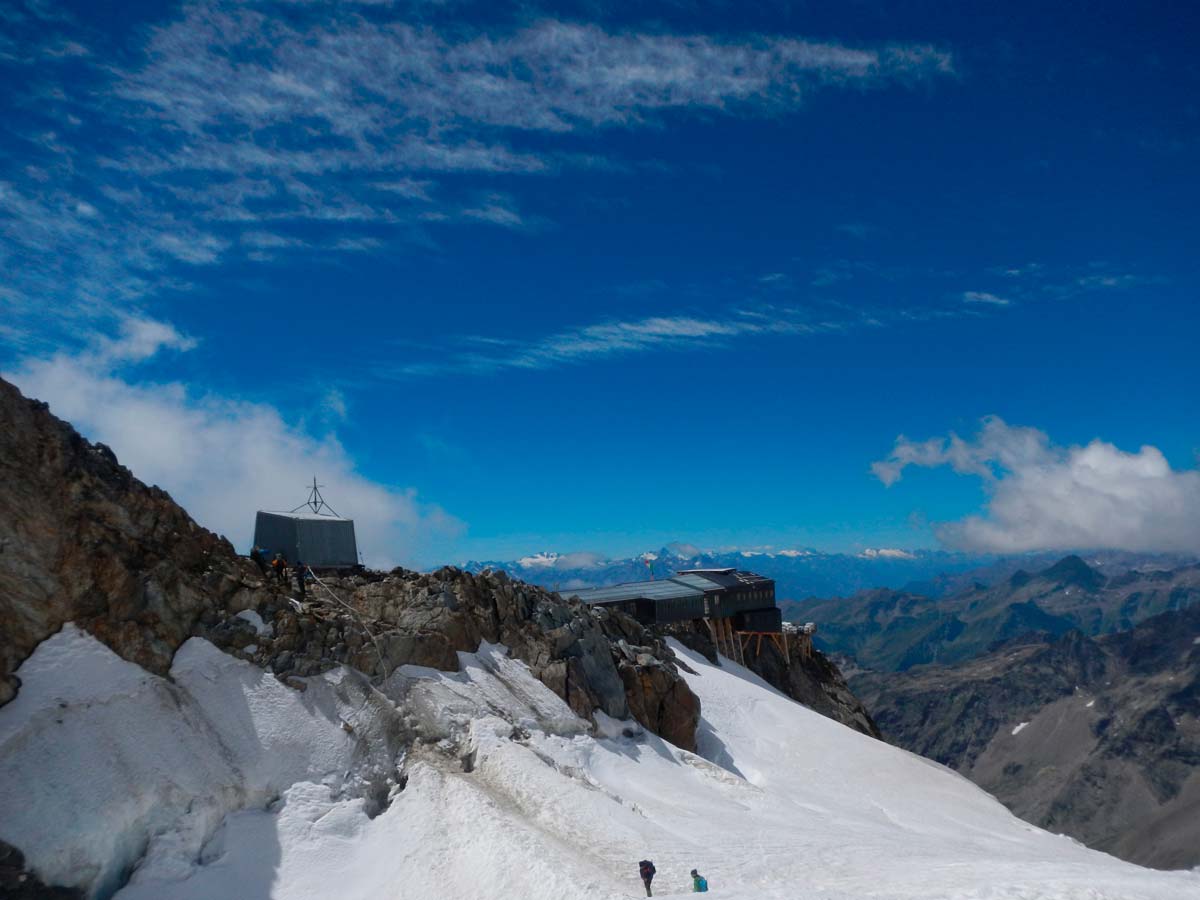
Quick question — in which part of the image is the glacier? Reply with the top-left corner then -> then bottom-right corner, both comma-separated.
1,626 -> 1197,900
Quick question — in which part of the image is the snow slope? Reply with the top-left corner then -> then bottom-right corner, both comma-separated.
2,628 -> 1198,900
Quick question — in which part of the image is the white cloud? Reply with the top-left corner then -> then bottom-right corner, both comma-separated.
393,310 -> 808,375
0,1 -> 953,345
858,548 -> 917,559
389,296 -> 997,377
319,387 -> 348,422
241,231 -> 308,250
872,416 -> 1200,553
1076,273 -> 1144,290
118,14 -> 952,140
93,316 -> 198,364
5,320 -> 461,568
462,202 -> 525,229
515,551 -> 608,570
962,291 -> 1010,306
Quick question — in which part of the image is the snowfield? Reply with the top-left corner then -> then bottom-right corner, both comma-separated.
1,628 -> 1197,900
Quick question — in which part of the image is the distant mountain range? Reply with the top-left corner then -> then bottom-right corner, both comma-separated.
464,544 -> 1198,607
853,603 -> 1200,869
804,553 -> 1200,869
787,555 -> 1200,672
465,544 -> 996,599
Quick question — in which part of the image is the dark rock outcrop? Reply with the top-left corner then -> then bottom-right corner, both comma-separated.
0,841 -> 81,900
662,621 -> 878,738
234,567 -> 701,750
749,633 -> 880,738
0,378 -> 255,706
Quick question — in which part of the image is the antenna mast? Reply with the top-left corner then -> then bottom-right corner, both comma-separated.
291,477 -> 340,517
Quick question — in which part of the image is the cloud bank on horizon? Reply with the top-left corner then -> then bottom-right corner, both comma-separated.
873,417 -> 1200,554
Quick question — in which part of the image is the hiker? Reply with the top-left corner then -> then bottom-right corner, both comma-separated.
249,545 -> 267,577
690,869 -> 708,893
294,560 -> 307,599
638,860 -> 656,897
271,553 -> 287,584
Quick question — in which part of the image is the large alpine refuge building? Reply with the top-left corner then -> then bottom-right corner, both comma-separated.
561,568 -> 784,664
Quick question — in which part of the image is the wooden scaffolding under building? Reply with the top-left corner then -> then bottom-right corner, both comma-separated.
706,616 -> 790,667
563,567 -> 794,668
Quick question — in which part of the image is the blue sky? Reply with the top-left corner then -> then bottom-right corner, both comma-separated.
2,0 -> 1198,567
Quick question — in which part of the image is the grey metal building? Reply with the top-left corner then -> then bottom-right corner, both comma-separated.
252,478 -> 359,569
252,511 -> 359,569
561,568 -> 779,631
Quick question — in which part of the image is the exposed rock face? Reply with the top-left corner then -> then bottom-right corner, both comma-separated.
0,378 -> 253,706
0,376 -> 699,751
753,634 -> 880,738
231,567 -> 701,751
854,607 -> 1200,869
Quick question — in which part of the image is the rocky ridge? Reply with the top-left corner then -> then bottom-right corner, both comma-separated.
211,566 -> 701,750
0,375 -> 699,751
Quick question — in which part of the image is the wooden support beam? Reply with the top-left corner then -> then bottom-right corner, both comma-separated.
767,633 -> 790,665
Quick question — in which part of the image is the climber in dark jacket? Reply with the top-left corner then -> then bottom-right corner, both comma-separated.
271,554 -> 287,584
249,545 -> 267,577
638,860 -> 656,897
294,560 -> 307,599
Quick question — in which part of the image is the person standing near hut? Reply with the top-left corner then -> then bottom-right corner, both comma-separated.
294,559 -> 307,600
271,553 -> 287,584
249,545 -> 267,577
638,860 -> 656,897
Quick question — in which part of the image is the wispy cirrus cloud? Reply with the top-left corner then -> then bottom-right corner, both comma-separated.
384,297 -> 991,378
962,290 -> 1010,306
984,262 -> 1167,301
0,0 -> 954,347
393,309 -> 834,376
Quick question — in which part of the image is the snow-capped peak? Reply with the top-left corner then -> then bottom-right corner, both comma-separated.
515,551 -> 607,571
516,551 -> 561,568
859,548 -> 917,560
